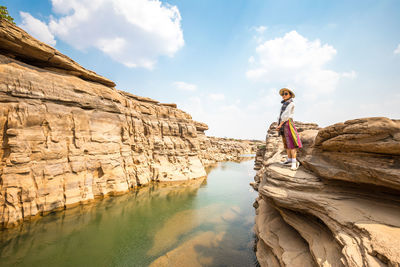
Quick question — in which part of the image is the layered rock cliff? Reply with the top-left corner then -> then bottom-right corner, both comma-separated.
199,132 -> 263,165
253,117 -> 400,266
0,20 -> 260,228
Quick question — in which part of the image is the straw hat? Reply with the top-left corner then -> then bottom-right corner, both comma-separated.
279,88 -> 295,98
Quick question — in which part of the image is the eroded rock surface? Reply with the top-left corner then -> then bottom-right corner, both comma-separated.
198,133 -> 263,165
0,21 -> 261,228
0,19 -> 115,87
253,118 -> 400,266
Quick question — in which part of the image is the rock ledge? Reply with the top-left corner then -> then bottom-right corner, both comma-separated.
253,118 -> 400,266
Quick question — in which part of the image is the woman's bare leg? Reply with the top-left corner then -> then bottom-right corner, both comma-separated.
291,149 -> 297,159
286,149 -> 292,159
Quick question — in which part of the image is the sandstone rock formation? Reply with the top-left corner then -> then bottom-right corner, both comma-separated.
253,118 -> 400,266
0,20 -> 261,228
0,19 -> 115,87
198,132 -> 263,165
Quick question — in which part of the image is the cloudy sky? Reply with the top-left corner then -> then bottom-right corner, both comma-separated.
4,0 -> 400,139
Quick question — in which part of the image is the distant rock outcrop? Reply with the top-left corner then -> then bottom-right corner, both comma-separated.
199,135 -> 263,165
0,20 -> 261,228
253,118 -> 400,266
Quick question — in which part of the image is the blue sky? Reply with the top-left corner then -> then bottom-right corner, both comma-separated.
4,0 -> 400,139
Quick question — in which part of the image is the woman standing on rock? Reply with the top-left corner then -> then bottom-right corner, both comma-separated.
276,88 -> 302,170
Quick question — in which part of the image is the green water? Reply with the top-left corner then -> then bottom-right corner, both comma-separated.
0,160 -> 258,267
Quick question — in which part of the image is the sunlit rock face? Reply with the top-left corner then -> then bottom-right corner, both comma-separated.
197,127 -> 264,165
0,20 -> 261,228
253,118 -> 400,266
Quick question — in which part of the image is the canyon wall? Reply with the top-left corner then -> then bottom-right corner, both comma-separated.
0,20 -> 260,228
253,118 -> 400,266
198,131 -> 263,165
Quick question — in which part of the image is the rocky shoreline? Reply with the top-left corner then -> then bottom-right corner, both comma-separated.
0,20 -> 261,228
252,118 -> 400,266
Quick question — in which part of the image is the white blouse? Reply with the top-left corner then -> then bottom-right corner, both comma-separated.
279,101 -> 295,123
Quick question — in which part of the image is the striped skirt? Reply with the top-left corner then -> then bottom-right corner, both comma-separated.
282,119 -> 302,149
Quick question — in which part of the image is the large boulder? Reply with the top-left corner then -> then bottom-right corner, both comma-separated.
301,117 -> 400,190
253,117 -> 400,266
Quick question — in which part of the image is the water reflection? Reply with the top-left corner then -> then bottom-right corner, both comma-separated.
0,161 -> 258,267
0,178 -> 206,267
147,203 -> 225,256
150,205 -> 257,267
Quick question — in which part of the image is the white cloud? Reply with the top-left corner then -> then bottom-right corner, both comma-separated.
246,31 -> 340,95
173,81 -> 197,91
252,26 -> 267,44
248,56 -> 255,64
394,44 -> 400,54
254,25 -> 267,34
247,88 -> 279,111
341,70 -> 357,79
23,0 -> 184,69
219,104 -> 240,112
209,93 -> 225,101
175,88 -> 276,139
19,12 -> 56,46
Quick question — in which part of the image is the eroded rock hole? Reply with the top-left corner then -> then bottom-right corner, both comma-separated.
93,167 -> 104,179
